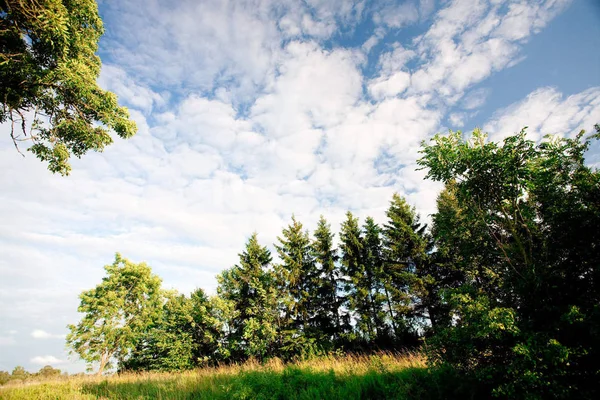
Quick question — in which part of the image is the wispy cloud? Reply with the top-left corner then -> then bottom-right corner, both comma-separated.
31,329 -> 66,340
30,356 -> 66,365
483,87 -> 600,142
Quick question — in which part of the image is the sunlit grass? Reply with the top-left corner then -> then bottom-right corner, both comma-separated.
0,352 -> 465,399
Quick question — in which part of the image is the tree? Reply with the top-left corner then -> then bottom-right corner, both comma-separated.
381,194 -> 429,340
1,0 -> 137,175
10,366 -> 28,382
423,182 -> 467,331
121,291 -> 197,372
0,370 -> 10,385
419,127 -> 600,398
275,216 -> 319,356
36,365 -> 61,378
339,211 -> 371,340
361,217 -> 388,341
66,253 -> 163,375
311,216 -> 344,342
217,233 -> 278,361
189,288 -> 221,366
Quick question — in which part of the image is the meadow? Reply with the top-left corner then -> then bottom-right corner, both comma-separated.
0,352 -> 470,400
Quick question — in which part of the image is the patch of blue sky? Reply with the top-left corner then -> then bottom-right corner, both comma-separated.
458,0 -> 600,131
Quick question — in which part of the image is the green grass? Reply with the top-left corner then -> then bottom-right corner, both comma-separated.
0,353 -> 472,399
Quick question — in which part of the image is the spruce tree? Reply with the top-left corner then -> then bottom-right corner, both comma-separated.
381,194 -> 429,339
311,216 -> 343,342
339,212 -> 374,340
362,217 -> 389,340
216,233 -> 278,361
275,216 -> 319,356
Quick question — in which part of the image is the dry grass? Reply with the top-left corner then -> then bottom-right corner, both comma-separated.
0,352 -> 443,400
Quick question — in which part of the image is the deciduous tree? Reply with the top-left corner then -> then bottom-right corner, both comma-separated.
66,253 -> 162,375
1,0 -> 137,175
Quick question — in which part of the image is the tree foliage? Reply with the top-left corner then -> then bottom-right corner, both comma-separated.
418,127 -> 600,398
217,233 -> 278,361
0,0 -> 137,175
66,253 -> 162,374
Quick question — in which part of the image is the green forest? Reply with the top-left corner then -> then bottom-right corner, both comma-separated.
59,127 -> 599,399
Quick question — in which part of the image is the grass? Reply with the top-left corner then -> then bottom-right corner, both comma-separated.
0,352 -> 471,399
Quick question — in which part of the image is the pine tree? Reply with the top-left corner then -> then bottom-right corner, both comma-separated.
216,233 -> 278,361
339,211 -> 374,340
275,216 -> 319,356
190,288 -> 221,366
381,194 -> 429,340
311,216 -> 343,342
362,217 -> 389,340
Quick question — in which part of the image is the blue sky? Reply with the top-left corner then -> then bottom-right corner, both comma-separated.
1,0 -> 599,374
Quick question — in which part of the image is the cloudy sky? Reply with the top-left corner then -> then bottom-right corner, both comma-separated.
1,0 -> 599,373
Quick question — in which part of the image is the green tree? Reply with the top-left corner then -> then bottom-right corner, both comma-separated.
275,216 -> 319,357
423,182 -> 467,331
217,233 -> 278,361
66,253 -> 163,375
189,288 -> 221,366
209,292 -> 238,361
10,366 -> 28,382
419,127 -> 600,398
361,217 -> 388,340
381,194 -> 429,340
1,0 -> 137,175
36,365 -> 61,378
339,211 -> 372,340
121,291 -> 197,372
0,370 -> 10,385
311,216 -> 344,342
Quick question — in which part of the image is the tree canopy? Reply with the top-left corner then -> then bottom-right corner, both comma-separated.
0,0 -> 137,175
66,253 -> 162,374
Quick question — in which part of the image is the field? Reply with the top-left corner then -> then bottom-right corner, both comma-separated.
0,353 -> 465,400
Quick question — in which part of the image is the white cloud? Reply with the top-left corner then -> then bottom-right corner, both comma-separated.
373,1 -> 420,28
406,0 -> 573,102
449,112 -> 466,127
31,329 -> 65,339
483,87 -> 600,142
31,356 -> 66,365
461,87 -> 491,110
99,65 -> 165,114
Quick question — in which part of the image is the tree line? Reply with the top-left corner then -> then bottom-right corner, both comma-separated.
67,127 -> 600,399
0,365 -> 67,386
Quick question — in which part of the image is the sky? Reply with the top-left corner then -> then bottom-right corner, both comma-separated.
1,0 -> 599,374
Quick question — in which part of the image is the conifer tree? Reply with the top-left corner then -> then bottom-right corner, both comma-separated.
361,217 -> 389,340
216,233 -> 278,361
382,194 -> 429,339
189,288 -> 221,365
275,216 -> 319,356
311,216 -> 343,342
339,212 -> 374,340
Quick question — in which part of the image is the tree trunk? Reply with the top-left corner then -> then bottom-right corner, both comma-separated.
97,352 -> 108,376
384,284 -> 399,337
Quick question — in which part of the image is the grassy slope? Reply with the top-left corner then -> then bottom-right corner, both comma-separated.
0,353 -> 465,400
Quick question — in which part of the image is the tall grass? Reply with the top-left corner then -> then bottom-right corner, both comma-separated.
0,352 -> 472,399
